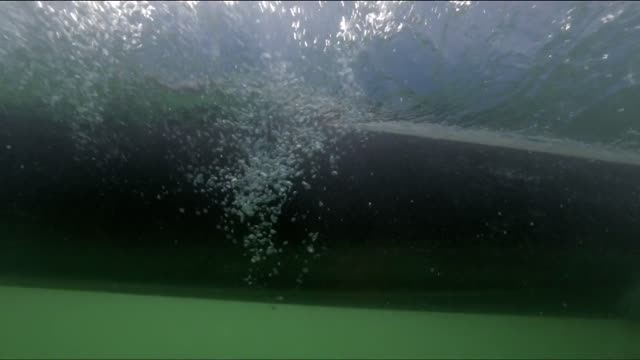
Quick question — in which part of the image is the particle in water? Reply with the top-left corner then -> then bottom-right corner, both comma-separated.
530,221 -> 535,226
5,145 -> 11,150
178,207 -> 185,213
331,170 -> 338,176
306,245 -> 314,253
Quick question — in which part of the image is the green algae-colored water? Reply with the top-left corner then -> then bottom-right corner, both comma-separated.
2,284 -> 639,359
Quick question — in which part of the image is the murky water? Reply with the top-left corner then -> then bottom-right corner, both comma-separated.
1,1 -> 640,358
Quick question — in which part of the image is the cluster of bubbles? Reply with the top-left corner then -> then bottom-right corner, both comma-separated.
0,2 -> 159,127
0,1 -> 387,284
170,59 -> 367,284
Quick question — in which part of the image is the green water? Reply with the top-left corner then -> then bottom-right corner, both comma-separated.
1,284 -> 638,359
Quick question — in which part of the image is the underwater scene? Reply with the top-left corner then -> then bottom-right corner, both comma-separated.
1,1 -> 640,358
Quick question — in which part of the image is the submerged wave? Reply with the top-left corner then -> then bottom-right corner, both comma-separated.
1,1 -> 640,284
